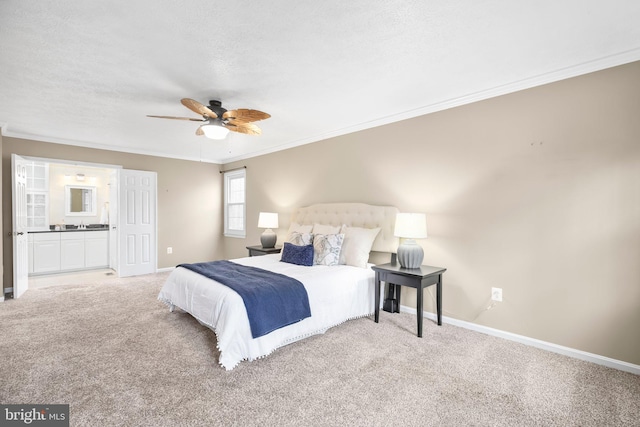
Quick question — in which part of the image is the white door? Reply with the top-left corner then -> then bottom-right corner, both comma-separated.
118,169 -> 157,277
108,170 -> 118,271
11,154 -> 29,298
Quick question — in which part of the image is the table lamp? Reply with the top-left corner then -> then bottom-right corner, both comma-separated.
258,212 -> 279,248
394,213 -> 427,268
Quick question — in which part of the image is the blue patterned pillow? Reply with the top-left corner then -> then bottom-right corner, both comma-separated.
280,243 -> 314,266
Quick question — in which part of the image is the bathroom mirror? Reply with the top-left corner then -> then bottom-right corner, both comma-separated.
65,185 -> 97,216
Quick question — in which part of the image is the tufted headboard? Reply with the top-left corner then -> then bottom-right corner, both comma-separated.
290,203 -> 399,254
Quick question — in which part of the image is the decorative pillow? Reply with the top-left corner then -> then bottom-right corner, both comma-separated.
280,243 -> 314,266
286,222 -> 313,241
287,231 -> 313,246
339,226 -> 381,268
313,233 -> 345,266
312,223 -> 341,235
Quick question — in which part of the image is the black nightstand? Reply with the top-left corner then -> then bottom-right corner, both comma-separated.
246,245 -> 282,257
371,263 -> 446,337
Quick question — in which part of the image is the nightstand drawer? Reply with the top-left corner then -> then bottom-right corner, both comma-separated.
383,273 -> 417,287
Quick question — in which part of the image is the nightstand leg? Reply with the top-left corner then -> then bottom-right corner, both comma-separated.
437,275 -> 442,326
374,274 -> 381,323
395,285 -> 401,313
416,284 -> 423,338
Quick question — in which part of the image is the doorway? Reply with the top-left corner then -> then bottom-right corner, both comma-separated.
10,155 -> 158,298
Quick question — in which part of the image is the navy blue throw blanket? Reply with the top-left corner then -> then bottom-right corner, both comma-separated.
178,260 -> 311,338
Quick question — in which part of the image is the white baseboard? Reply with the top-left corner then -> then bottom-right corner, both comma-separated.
399,305 -> 640,376
156,267 -> 175,273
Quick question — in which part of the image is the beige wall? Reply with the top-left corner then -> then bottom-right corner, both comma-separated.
2,138 -> 225,288
224,62 -> 640,366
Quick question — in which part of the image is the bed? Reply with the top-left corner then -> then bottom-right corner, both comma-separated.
158,203 -> 399,370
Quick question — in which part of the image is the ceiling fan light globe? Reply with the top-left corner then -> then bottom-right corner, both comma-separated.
201,124 -> 229,140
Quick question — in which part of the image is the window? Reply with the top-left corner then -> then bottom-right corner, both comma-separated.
224,169 -> 246,238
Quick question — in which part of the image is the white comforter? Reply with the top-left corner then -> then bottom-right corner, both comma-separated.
158,254 -> 376,370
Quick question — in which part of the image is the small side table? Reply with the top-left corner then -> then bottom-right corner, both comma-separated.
246,245 -> 282,257
371,263 -> 446,337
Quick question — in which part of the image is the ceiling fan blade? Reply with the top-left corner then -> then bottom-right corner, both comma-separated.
196,126 -> 204,136
147,115 -> 205,122
225,122 -> 262,135
181,98 -> 218,118
222,109 -> 270,123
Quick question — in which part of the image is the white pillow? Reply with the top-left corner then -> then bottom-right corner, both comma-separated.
286,222 -> 313,241
339,226 -> 381,268
312,223 -> 341,235
288,231 -> 313,246
313,233 -> 344,266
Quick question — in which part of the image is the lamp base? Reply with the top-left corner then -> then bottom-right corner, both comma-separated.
260,229 -> 277,249
397,239 -> 423,269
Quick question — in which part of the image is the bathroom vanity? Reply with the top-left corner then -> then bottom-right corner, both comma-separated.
28,227 -> 109,275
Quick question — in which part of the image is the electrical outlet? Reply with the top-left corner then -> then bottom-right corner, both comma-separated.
167,247 -> 173,254
491,287 -> 503,302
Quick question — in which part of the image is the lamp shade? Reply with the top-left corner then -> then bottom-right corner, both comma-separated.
258,212 -> 279,229
394,213 -> 427,238
201,123 -> 230,140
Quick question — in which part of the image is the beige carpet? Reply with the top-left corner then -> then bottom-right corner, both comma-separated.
1,272 -> 638,426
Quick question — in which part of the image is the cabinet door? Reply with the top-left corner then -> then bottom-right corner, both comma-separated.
27,162 -> 49,191
27,192 -> 49,230
61,235 -> 85,270
85,231 -> 109,268
28,234 -> 34,274
26,161 -> 49,232
33,238 -> 61,273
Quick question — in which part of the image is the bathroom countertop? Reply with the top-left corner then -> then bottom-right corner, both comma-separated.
29,226 -> 109,233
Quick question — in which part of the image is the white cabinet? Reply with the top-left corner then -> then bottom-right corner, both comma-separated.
27,192 -> 49,230
30,230 -> 109,275
26,162 -> 49,191
32,233 -> 61,274
28,234 -> 34,274
61,233 -> 85,270
26,161 -> 49,231
85,231 -> 109,268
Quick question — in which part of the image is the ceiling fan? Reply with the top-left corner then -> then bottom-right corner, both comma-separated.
147,98 -> 271,140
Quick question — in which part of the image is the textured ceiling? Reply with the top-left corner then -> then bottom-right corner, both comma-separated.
1,1 -> 639,164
